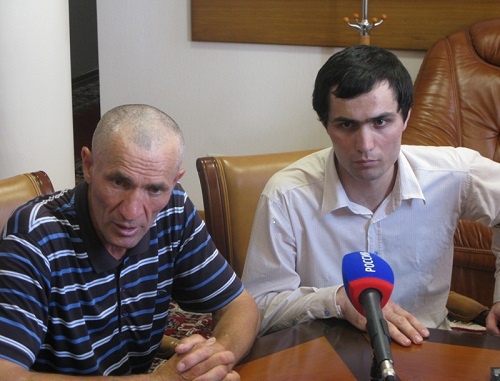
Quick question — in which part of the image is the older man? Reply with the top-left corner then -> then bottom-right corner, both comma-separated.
0,104 -> 259,380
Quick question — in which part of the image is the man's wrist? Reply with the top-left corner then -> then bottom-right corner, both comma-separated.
333,286 -> 345,319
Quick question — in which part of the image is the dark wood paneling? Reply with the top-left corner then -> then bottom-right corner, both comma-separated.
191,0 -> 500,50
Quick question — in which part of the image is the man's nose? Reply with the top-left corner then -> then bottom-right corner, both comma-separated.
355,126 -> 375,153
119,190 -> 144,220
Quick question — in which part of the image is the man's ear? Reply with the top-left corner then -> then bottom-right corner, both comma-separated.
402,108 -> 412,131
81,147 -> 93,183
174,168 -> 186,183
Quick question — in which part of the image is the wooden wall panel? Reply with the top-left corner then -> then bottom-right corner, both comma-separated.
191,0 -> 500,51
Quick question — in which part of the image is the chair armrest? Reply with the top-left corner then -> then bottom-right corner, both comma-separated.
27,171 -> 54,195
447,291 -> 489,326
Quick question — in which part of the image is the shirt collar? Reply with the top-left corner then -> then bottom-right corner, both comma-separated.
321,148 -> 350,215
321,148 -> 426,215
75,182 -> 151,273
394,149 -> 426,204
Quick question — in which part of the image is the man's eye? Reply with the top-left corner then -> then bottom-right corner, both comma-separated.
149,186 -> 166,195
374,119 -> 387,127
112,178 -> 128,188
340,121 -> 353,129
149,187 -> 161,194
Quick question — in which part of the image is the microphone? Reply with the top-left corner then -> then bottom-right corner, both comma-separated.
342,251 -> 396,381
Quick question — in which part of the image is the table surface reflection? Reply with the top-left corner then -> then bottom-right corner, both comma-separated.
235,319 -> 500,380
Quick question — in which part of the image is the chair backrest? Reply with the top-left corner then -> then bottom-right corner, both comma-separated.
403,18 -> 500,158
0,171 -> 55,232
403,18 -> 500,306
196,149 -> 318,277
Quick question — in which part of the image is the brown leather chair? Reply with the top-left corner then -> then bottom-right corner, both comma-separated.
196,149 -> 319,278
0,171 -> 54,231
403,18 -> 500,307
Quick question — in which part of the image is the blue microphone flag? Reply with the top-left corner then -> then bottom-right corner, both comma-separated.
342,251 -> 394,315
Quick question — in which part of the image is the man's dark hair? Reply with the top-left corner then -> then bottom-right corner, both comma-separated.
312,45 -> 413,128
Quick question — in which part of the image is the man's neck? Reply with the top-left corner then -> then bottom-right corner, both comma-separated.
340,163 -> 398,212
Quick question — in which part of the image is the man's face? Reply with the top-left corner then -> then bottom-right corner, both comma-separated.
326,81 -> 409,188
82,136 -> 184,259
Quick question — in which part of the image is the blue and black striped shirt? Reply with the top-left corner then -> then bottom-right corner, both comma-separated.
0,182 -> 242,375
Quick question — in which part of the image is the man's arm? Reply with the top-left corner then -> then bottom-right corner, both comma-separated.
0,358 -> 165,380
242,196 -> 344,335
0,334 -> 240,381
154,291 -> 259,380
466,153 -> 500,334
211,290 -> 260,364
486,303 -> 500,335
486,225 -> 500,335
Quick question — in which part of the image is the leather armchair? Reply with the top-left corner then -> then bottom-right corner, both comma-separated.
0,171 -> 54,231
196,149 -> 318,278
403,18 -> 500,307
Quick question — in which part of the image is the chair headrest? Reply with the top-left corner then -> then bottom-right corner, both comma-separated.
469,18 -> 500,66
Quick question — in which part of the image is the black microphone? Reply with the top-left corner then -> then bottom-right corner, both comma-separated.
342,251 -> 396,381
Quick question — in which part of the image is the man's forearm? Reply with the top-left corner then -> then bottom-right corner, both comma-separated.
0,358 -> 166,381
257,285 -> 343,336
492,226 -> 500,303
211,290 -> 260,363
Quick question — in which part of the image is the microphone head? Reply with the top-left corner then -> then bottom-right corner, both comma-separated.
342,251 -> 394,315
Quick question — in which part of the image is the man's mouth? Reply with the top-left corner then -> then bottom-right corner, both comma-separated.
114,223 -> 140,236
354,159 -> 377,167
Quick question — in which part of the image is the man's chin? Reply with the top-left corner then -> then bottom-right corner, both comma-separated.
106,237 -> 142,257
114,238 -> 141,250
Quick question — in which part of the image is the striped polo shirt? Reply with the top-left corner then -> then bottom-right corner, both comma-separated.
0,182 -> 242,375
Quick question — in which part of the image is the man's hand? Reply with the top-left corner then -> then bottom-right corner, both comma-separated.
337,287 -> 429,347
378,301 -> 430,346
155,290 -> 259,380
156,334 -> 239,381
485,302 -> 500,335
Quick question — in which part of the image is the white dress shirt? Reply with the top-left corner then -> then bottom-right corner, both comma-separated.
242,146 -> 500,336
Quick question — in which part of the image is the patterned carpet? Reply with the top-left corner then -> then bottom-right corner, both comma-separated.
72,78 -> 100,113
165,301 -> 213,340
449,319 -> 486,333
148,301 -> 213,372
72,73 -> 100,185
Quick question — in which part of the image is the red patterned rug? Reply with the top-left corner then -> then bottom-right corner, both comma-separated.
149,301 -> 213,373
165,300 -> 213,339
449,319 -> 486,334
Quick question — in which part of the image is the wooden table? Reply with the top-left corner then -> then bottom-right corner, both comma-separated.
235,319 -> 500,380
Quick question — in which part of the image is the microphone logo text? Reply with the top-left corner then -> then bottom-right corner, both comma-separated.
361,252 -> 376,272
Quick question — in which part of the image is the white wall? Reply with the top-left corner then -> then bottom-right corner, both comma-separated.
97,1 -> 425,209
0,1 -> 74,191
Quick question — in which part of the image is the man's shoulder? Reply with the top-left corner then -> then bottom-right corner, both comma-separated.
162,183 -> 189,210
156,183 -> 196,225
401,145 -> 481,171
263,147 -> 331,196
4,188 -> 76,235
